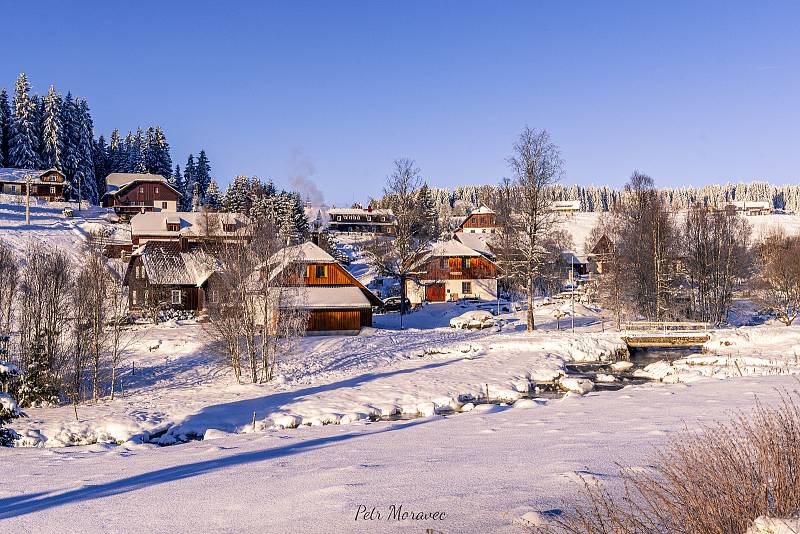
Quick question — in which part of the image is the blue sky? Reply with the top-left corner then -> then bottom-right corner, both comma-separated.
3,1 -> 799,205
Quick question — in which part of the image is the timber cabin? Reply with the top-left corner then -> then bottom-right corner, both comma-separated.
101,173 -> 181,219
130,211 -> 250,252
551,200 -> 581,214
456,205 -> 497,234
124,241 -> 217,313
0,168 -> 66,201
406,239 -> 501,305
327,207 -> 396,235
266,241 -> 382,335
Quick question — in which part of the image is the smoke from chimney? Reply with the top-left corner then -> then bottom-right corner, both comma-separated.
288,148 -> 324,206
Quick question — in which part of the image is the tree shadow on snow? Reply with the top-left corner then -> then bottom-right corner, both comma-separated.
172,359 -> 460,434
0,419 -> 430,520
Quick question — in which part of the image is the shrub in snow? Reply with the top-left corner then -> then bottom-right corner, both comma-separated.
542,390 -> 800,534
0,392 -> 23,446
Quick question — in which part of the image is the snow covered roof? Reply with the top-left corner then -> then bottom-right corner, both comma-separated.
106,172 -> 168,188
0,167 -> 63,184
469,205 -> 495,215
552,200 -> 581,210
104,173 -> 181,197
281,286 -> 372,309
131,211 -> 250,238
428,239 -> 484,258
454,232 -> 494,258
731,200 -> 771,210
132,241 -> 218,287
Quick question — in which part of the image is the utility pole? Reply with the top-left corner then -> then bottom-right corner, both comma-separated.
25,172 -> 31,225
571,258 -> 575,333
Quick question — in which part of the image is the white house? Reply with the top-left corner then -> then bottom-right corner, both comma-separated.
406,239 -> 501,305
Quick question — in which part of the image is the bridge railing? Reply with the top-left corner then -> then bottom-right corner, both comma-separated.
621,321 -> 709,334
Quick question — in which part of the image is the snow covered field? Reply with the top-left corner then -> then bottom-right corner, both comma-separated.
3,374 -> 799,533
6,206 -> 800,532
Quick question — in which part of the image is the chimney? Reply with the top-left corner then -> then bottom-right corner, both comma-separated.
310,231 -> 319,245
367,205 -> 373,213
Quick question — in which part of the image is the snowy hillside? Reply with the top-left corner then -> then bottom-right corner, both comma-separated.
0,195 -> 123,261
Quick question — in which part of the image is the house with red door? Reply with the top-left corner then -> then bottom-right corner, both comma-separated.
101,173 -> 181,218
406,239 -> 501,305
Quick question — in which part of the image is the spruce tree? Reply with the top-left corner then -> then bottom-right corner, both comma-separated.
40,85 -> 64,170
0,89 -> 10,166
182,154 -> 197,210
195,150 -> 212,201
74,99 -> 97,203
60,91 -> 78,186
143,126 -> 157,173
131,127 -> 146,173
205,180 -> 221,210
153,126 -> 172,178
93,135 -> 109,195
9,73 -> 40,169
31,94 -> 43,165
108,128 -> 122,172
122,131 -> 134,172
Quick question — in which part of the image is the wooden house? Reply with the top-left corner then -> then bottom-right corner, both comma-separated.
101,173 -> 181,218
265,242 -> 382,335
0,168 -> 66,201
130,211 -> 250,251
406,239 -> 501,304
587,234 -> 613,274
456,206 -> 497,234
327,207 -> 396,235
551,200 -> 581,214
123,241 -> 217,313
728,200 -> 772,216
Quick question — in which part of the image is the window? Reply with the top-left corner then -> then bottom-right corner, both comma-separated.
210,290 -> 219,303
171,290 -> 182,305
131,290 -> 138,304
10,185 -> 16,193
439,257 -> 446,269
315,265 -> 327,278
336,216 -> 341,221
464,257 -> 472,269
462,281 -> 472,294
154,187 -> 159,194
161,202 -> 168,209
136,265 -> 144,279
50,186 -> 56,194
139,187 -> 144,193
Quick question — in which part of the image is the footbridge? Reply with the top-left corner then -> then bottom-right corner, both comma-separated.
620,322 -> 710,349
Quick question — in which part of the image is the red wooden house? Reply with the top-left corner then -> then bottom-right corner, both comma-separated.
456,206 -> 497,234
0,168 -> 66,201
266,242 -> 382,334
407,239 -> 501,304
102,173 -> 181,219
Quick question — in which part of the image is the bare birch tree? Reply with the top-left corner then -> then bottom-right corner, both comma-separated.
506,127 -> 563,331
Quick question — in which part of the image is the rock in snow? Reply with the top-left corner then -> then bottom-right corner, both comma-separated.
558,377 -> 594,395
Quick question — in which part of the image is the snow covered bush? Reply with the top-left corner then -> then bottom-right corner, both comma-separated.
539,390 -> 800,534
0,391 -> 22,446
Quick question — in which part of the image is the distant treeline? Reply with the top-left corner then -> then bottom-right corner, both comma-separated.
416,181 -> 800,215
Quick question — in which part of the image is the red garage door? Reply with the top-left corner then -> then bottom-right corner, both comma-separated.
426,283 -> 446,302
